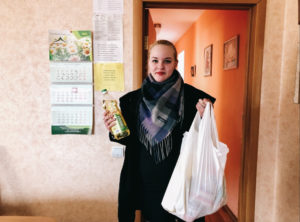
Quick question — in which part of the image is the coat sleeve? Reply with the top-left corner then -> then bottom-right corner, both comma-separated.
185,83 -> 216,104
116,90 -> 141,222
183,84 -> 216,132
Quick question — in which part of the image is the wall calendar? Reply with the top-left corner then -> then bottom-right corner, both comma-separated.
49,30 -> 93,135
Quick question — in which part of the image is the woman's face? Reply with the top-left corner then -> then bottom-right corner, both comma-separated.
148,44 -> 178,82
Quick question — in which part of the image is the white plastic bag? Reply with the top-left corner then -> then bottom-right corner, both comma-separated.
161,103 -> 229,222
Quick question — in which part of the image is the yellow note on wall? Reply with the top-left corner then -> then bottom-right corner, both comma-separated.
94,63 -> 124,91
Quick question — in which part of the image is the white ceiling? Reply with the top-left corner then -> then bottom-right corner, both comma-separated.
149,9 -> 203,43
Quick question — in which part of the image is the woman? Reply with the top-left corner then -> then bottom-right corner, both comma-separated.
103,40 -> 215,222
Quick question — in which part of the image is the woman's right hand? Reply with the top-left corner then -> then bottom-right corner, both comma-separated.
103,110 -> 116,132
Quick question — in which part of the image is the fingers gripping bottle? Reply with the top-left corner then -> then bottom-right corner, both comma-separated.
101,89 -> 130,140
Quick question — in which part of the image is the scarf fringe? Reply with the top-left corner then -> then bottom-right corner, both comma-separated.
138,125 -> 173,164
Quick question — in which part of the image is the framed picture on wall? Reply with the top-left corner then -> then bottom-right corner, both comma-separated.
204,44 -> 213,76
191,65 -> 196,77
223,35 -> 239,70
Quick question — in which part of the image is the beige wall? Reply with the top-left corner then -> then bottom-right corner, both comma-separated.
0,0 -> 133,221
255,0 -> 299,221
0,0 -> 299,222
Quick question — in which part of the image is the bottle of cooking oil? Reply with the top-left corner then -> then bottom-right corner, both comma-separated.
101,89 -> 130,140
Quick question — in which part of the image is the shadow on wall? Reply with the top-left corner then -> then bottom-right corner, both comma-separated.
1,200 -> 117,222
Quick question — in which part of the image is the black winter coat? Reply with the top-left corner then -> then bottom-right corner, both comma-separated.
110,84 -> 215,222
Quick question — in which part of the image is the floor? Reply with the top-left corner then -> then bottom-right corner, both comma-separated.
137,205 -> 237,222
205,206 -> 237,222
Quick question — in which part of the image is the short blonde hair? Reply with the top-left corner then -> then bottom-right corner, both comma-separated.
148,40 -> 178,62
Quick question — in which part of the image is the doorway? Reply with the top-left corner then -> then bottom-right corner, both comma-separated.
133,1 -> 267,222
146,7 -> 248,221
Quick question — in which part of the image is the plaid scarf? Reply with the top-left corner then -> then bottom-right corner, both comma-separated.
138,70 -> 184,163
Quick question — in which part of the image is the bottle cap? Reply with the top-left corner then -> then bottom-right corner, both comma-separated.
101,89 -> 107,94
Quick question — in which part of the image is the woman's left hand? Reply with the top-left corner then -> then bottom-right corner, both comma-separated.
196,98 -> 211,117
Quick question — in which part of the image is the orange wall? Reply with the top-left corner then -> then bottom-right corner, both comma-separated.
176,10 -> 249,216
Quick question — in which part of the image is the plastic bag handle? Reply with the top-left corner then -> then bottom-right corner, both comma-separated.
204,103 -> 220,149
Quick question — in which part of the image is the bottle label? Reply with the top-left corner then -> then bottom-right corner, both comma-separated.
114,114 -> 127,131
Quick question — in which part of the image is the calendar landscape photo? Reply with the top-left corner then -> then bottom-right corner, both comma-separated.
49,30 -> 92,62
